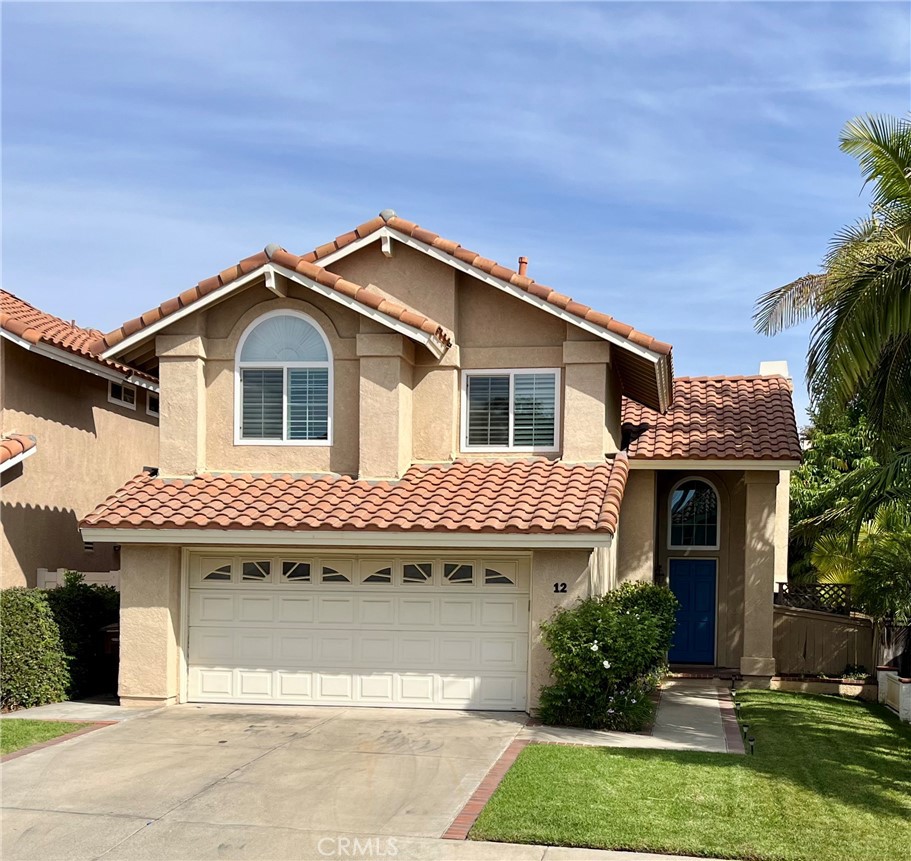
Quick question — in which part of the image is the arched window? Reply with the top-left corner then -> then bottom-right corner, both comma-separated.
668,478 -> 719,549
235,311 -> 332,443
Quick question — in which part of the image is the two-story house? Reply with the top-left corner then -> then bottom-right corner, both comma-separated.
80,212 -> 801,711
1,291 -> 159,588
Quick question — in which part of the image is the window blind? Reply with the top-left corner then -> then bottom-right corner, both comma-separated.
288,368 -> 329,440
467,375 -> 510,446
241,369 -> 283,439
513,373 -> 556,446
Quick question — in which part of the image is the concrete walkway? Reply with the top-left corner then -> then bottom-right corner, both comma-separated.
1,697 -> 158,723
520,680 -> 730,752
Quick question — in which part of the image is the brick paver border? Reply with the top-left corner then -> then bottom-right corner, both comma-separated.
442,738 -> 530,840
1,720 -> 116,762
717,689 -> 745,755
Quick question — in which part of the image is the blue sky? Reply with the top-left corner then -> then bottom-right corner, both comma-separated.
3,2 -> 910,422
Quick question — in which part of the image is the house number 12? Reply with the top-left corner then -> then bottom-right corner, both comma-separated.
553,582 -> 567,593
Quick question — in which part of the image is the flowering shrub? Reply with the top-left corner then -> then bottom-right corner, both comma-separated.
537,582 -> 678,731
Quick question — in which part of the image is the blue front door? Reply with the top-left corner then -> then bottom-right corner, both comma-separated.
668,559 -> 716,664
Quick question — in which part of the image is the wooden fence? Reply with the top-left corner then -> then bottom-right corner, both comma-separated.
773,605 -> 874,676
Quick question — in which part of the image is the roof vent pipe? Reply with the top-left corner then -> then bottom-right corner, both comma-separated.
518,256 -> 528,277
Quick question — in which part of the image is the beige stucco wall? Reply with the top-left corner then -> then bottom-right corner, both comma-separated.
149,245 -> 624,477
118,544 -> 181,706
0,342 -> 159,588
529,547 -> 593,708
615,469 -> 656,584
774,469 -> 790,584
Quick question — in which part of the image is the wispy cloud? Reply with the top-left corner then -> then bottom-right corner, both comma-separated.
2,1 -> 909,423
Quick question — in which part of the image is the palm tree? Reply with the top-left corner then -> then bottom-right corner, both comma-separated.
754,114 -> 911,451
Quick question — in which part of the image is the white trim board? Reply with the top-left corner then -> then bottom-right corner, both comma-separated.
80,527 -> 613,550
100,263 -> 446,362
628,458 -> 800,471
316,226 -> 665,364
0,445 -> 36,474
0,328 -> 159,392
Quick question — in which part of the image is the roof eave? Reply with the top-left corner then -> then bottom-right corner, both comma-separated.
79,526 -> 614,548
100,263 -> 448,362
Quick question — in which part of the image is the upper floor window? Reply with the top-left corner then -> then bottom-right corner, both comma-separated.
669,478 -> 719,549
108,381 -> 137,410
235,311 -> 332,444
461,369 -> 560,452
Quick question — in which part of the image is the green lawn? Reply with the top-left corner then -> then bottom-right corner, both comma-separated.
0,719 -> 92,755
471,691 -> 911,861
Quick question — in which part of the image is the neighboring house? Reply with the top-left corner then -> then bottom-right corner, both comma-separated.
79,211 -> 801,710
0,291 -> 159,587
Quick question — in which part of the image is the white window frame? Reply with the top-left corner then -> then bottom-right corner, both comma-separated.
108,380 -> 137,410
233,309 -> 334,446
460,368 -> 561,453
667,476 -> 721,551
146,392 -> 160,417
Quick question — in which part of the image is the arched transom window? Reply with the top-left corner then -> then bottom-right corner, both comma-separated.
669,478 -> 719,549
236,311 -> 332,443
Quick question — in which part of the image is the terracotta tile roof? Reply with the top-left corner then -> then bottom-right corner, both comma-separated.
301,212 -> 674,411
622,376 -> 802,461
0,290 -> 157,383
0,433 -> 36,466
91,246 -> 452,355
304,212 -> 673,357
81,455 -> 630,535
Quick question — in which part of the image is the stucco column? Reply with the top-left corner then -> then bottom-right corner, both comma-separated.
615,469 -> 656,584
357,334 -> 413,479
774,470 -> 791,585
157,334 -> 207,475
412,346 -> 460,462
119,545 -> 182,707
741,471 -> 779,678
562,340 -> 613,461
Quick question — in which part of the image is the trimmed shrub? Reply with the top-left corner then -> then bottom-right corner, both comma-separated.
0,588 -> 70,710
43,571 -> 120,698
538,582 -> 678,731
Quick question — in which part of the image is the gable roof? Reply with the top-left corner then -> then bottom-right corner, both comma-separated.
621,376 -> 802,463
92,212 -> 673,410
91,248 -> 452,360
299,211 -> 674,411
0,290 -> 158,385
81,456 -> 630,540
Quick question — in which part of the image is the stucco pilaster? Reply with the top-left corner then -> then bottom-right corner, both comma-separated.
562,340 -> 612,462
741,471 -> 779,678
119,544 -> 181,707
616,469 -> 656,583
357,334 -> 413,479
157,334 -> 206,476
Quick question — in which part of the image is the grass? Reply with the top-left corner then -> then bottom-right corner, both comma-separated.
0,719 -> 92,755
471,691 -> 911,861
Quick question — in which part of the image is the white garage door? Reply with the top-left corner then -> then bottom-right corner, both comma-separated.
187,553 -> 529,710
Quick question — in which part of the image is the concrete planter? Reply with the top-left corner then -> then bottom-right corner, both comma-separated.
876,666 -> 911,722
770,676 -> 878,701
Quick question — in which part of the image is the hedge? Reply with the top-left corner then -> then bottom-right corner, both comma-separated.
538,582 -> 678,731
0,588 -> 70,710
43,571 -> 120,699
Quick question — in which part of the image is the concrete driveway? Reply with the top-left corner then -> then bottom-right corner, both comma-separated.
1,704 -> 527,861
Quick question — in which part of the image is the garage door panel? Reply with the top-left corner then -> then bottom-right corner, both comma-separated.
318,596 -> 355,624
359,597 -> 395,625
188,557 -> 529,710
190,593 -> 235,623
439,599 -> 475,626
278,596 -> 314,623
237,595 -> 274,623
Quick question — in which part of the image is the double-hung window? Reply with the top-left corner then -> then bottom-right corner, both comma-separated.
461,369 -> 560,451
235,311 -> 332,444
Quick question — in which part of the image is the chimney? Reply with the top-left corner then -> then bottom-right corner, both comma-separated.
518,256 -> 528,277
760,360 -> 792,390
